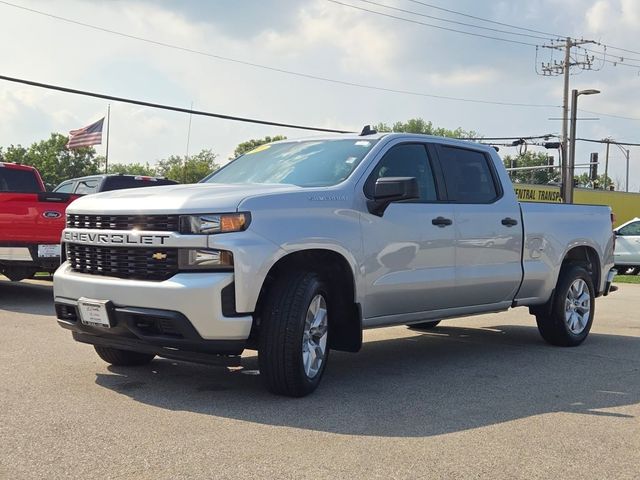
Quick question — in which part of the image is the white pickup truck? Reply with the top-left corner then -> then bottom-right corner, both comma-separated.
53,130 -> 616,396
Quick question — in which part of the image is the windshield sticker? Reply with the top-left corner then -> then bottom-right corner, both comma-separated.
246,144 -> 271,155
345,157 -> 357,164
355,141 -> 371,147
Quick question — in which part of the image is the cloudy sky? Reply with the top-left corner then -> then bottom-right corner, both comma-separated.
1,0 -> 639,189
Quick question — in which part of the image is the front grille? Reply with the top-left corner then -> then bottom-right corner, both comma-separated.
66,214 -> 180,231
67,243 -> 178,281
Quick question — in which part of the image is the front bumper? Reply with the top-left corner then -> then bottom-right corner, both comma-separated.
53,262 -> 253,349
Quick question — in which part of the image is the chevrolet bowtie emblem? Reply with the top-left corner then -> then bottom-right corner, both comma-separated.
152,252 -> 167,260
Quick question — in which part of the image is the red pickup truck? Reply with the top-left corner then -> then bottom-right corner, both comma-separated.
0,162 -> 77,281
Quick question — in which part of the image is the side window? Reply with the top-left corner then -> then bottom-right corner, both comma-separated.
75,179 -> 99,195
366,144 -> 438,202
54,182 -> 74,193
618,221 -> 640,236
438,146 -> 499,203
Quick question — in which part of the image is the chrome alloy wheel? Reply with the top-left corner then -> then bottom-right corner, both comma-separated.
302,294 -> 328,379
564,278 -> 591,334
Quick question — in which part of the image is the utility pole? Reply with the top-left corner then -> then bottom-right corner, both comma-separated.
540,37 -> 596,203
604,140 -> 610,190
625,148 -> 630,192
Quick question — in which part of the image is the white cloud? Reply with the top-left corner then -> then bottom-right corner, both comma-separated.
0,0 -> 638,189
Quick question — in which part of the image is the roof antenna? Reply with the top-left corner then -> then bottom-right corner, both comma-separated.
360,125 -> 377,136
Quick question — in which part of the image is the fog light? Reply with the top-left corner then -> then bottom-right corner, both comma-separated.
178,249 -> 233,270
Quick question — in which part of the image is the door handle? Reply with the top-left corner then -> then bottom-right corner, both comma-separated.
432,216 -> 453,227
501,217 -> 518,227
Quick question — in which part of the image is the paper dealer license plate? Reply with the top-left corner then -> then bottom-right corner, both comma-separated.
38,244 -> 61,258
78,298 -> 112,328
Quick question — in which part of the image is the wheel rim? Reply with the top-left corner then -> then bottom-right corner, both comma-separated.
302,294 -> 328,379
564,279 -> 591,334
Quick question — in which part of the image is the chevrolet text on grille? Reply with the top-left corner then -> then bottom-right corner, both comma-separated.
63,231 -> 170,245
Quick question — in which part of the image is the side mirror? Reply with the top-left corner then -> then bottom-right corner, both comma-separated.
367,177 -> 419,216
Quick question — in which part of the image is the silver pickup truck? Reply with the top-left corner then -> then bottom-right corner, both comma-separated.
53,131 -> 616,396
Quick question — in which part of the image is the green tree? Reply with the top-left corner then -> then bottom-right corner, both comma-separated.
107,162 -> 157,176
574,173 -> 614,189
156,149 -> 220,183
0,133 -> 100,189
232,135 -> 287,159
503,151 -> 558,185
374,118 -> 479,138
0,144 -> 28,164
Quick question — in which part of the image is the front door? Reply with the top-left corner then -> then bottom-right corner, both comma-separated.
360,142 -> 456,320
615,219 -> 640,266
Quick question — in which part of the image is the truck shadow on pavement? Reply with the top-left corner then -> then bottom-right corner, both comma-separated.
0,278 -> 54,317
95,324 -> 640,438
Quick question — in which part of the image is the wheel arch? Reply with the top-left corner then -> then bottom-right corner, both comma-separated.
561,245 -> 601,296
250,248 -> 362,353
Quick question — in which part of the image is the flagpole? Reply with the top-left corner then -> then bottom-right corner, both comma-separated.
105,104 -> 110,173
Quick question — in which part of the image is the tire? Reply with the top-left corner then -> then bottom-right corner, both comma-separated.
94,346 -> 155,366
536,265 -> 595,347
408,320 -> 441,330
258,270 -> 330,397
617,266 -> 640,275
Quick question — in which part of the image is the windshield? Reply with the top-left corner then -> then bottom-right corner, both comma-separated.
203,139 -> 378,187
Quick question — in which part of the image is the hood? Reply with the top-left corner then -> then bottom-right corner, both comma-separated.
67,183 -> 302,214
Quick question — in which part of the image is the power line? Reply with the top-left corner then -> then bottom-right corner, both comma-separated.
0,74 -> 353,133
403,0 -> 564,38
577,138 -> 640,147
353,0 -> 554,41
403,0 -> 640,58
0,0 -> 557,109
325,0 -> 538,46
579,109 -> 640,121
350,0 -> 640,69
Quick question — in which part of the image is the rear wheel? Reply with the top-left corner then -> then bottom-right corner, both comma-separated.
407,320 -> 441,330
94,346 -> 155,366
536,265 -> 595,347
258,270 -> 330,397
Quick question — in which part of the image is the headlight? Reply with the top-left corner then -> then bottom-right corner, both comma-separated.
179,213 -> 250,234
178,249 -> 233,270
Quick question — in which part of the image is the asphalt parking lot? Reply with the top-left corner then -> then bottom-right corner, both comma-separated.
1,278 -> 638,480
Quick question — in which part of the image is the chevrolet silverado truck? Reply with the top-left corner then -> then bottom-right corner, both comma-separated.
0,162 -> 77,281
53,131 -> 616,397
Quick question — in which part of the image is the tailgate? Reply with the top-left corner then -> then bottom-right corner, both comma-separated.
0,192 -> 77,245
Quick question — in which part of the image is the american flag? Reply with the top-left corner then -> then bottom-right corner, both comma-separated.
66,117 -> 104,149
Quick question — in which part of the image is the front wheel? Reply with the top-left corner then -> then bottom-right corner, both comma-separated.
536,265 -> 595,347
258,270 -> 330,397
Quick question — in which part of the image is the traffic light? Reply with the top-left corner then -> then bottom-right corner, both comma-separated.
590,153 -> 598,181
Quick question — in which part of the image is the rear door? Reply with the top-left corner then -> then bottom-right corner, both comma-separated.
435,144 -> 523,307
360,141 -> 456,320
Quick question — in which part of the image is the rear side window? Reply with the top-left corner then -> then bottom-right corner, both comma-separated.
0,168 -> 41,192
438,146 -> 499,203
366,144 -> 438,202
75,179 -> 100,194
618,221 -> 640,236
101,177 -> 176,191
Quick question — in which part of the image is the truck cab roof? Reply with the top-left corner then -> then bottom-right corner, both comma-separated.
53,173 -> 178,195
